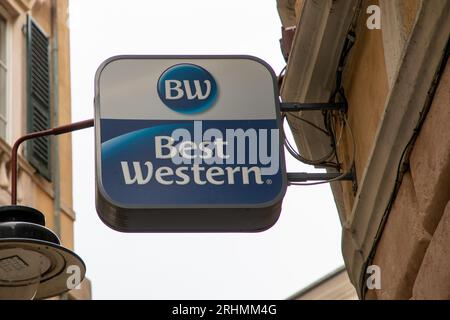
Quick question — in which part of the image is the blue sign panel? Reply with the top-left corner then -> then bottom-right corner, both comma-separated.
95,56 -> 286,232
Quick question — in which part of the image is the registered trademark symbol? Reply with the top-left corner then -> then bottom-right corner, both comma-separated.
266,179 -> 272,185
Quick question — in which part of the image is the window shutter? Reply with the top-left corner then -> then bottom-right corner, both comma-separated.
26,16 -> 51,180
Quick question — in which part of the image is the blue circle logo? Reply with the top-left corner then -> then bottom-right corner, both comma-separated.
157,64 -> 218,114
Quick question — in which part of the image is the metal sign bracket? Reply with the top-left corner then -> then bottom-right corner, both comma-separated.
287,164 -> 357,191
280,101 -> 357,190
280,102 -> 347,113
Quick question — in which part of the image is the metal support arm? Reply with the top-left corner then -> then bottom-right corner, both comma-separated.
281,101 -> 355,186
11,119 -> 94,205
287,171 -> 354,182
10,114 -> 354,205
280,102 -> 347,113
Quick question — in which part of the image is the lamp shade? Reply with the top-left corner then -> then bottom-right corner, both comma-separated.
0,206 -> 85,300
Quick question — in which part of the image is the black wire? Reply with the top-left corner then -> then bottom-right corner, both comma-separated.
329,31 -> 356,102
283,115 -> 344,169
283,115 -> 338,166
324,31 -> 356,168
277,66 -> 287,94
325,111 -> 340,169
287,112 -> 330,136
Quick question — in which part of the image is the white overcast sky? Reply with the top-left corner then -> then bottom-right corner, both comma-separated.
69,0 -> 344,299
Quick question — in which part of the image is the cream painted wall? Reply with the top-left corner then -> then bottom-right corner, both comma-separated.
0,0 -> 75,249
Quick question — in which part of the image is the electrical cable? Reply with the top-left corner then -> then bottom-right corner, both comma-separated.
277,66 -> 287,94
278,13 -> 360,182
282,114 -> 336,165
281,28 -> 356,171
288,114 -> 356,186
287,112 -> 330,136
277,65 -> 286,82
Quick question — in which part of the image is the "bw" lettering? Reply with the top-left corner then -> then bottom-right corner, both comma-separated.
165,80 -> 211,100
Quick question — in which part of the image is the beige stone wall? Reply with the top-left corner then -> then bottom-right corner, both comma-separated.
0,0 -> 75,246
369,59 -> 450,300
289,0 -> 450,300
339,0 -> 389,216
278,0 -> 449,299
331,0 -> 425,222
276,0 -> 304,27
0,0 -> 86,299
370,173 -> 431,299
412,201 -> 450,299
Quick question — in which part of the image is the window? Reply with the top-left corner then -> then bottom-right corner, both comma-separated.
27,16 -> 51,180
0,15 -> 7,140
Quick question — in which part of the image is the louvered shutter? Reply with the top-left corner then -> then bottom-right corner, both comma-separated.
27,16 -> 51,180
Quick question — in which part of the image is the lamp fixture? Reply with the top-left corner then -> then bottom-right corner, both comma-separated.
0,119 -> 93,299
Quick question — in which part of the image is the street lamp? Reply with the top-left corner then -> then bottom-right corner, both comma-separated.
0,119 -> 93,300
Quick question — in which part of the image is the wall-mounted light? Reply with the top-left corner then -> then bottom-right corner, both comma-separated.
0,119 -> 93,299
0,205 -> 85,299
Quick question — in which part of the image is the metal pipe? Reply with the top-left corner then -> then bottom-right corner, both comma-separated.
280,102 -> 347,112
11,119 -> 94,205
287,171 -> 354,182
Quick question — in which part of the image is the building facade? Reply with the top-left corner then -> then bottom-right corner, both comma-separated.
278,0 -> 450,299
288,266 -> 358,300
0,0 -> 90,299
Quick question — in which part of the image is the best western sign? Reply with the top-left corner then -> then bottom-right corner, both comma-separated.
94,56 -> 287,232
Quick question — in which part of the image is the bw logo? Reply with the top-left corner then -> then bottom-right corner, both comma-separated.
157,63 -> 218,114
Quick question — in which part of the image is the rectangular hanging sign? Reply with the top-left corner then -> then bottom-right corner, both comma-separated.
94,55 -> 286,232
